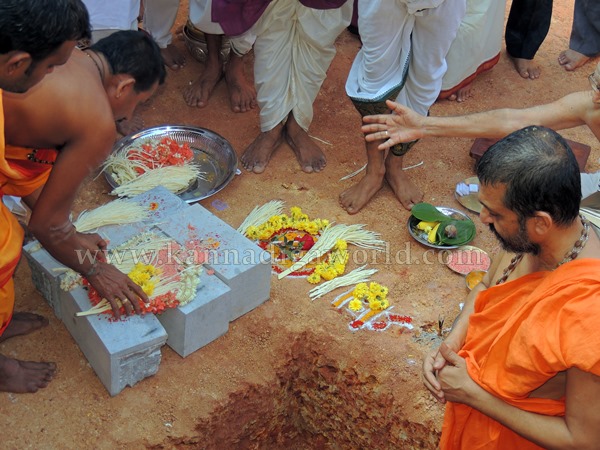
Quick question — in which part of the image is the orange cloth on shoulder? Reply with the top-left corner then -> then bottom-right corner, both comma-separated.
440,259 -> 600,449
0,90 -> 55,335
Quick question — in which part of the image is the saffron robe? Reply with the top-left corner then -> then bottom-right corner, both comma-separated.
0,91 -> 55,335
441,258 -> 600,449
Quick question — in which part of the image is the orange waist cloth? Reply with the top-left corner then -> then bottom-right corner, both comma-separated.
441,259 -> 600,449
0,145 -> 56,197
0,90 -> 55,332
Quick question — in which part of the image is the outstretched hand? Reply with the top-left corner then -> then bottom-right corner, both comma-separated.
361,100 -> 426,150
86,262 -> 148,319
437,343 -> 479,406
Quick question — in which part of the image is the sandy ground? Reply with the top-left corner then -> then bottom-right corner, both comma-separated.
2,1 -> 598,449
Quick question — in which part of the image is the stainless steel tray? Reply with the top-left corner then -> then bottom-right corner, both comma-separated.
104,125 -> 238,203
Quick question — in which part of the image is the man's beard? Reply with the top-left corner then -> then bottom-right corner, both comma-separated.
489,220 -> 540,255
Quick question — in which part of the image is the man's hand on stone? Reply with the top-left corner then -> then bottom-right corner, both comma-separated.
86,262 -> 148,319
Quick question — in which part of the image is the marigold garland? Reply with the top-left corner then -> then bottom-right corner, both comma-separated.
244,206 -> 337,278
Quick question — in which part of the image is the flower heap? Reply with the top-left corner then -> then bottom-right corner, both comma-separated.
306,240 -> 349,284
129,136 -> 194,173
331,281 -> 408,332
248,206 -> 349,279
348,282 -> 389,313
245,206 -> 328,241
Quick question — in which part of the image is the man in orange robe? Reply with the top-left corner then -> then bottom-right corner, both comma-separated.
0,0 -> 92,394
0,136 -> 56,335
423,126 -> 600,448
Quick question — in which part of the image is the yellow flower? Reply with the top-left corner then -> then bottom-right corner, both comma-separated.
246,225 -> 259,239
321,267 -> 338,281
369,297 -> 389,311
290,206 -> 302,219
307,272 -> 321,284
127,263 -> 157,296
352,283 -> 369,300
335,240 -> 348,251
259,226 -> 275,240
303,222 -> 318,235
349,299 -> 363,312
333,262 -> 346,275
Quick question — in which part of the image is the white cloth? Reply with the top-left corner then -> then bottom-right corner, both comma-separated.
144,0 -> 181,48
346,0 -> 466,116
83,0 -> 140,31
84,0 -> 179,48
230,0 -> 353,132
441,0 -> 505,91
581,172 -> 600,198
189,0 -> 225,35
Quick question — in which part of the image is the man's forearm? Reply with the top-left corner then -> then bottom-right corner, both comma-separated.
30,221 -> 99,275
468,387 -> 579,450
422,109 -> 526,140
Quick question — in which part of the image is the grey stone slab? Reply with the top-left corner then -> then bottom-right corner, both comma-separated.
156,269 -> 231,357
98,187 -> 188,247
60,286 -> 168,396
156,204 -> 271,322
22,243 -> 68,320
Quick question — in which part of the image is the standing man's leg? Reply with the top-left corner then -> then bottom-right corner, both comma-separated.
184,0 -> 256,112
388,0 -> 465,210
505,0 -> 553,79
341,0 -> 411,214
558,0 -> 600,71
284,2 -> 353,173
143,0 -> 186,70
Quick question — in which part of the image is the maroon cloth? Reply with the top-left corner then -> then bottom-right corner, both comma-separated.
212,0 -> 349,36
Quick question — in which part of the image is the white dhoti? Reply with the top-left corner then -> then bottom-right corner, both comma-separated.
440,0 -> 505,94
230,0 -> 353,132
189,0 -> 225,35
83,0 -> 140,43
346,0 -> 465,116
144,0 -> 181,48
83,0 -> 180,48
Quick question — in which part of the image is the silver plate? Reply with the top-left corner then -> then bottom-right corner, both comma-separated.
104,125 -> 238,203
407,206 -> 474,249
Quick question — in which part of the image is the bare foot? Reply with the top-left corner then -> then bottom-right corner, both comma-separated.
161,43 -> 186,70
339,169 -> 385,215
558,49 -> 590,71
510,56 -> 541,79
116,114 -> 144,136
448,83 -> 473,102
339,140 -> 386,214
183,60 -> 223,108
285,115 -> 326,173
240,124 -> 284,174
0,312 -> 48,342
225,54 -> 257,113
385,154 -> 423,210
0,354 -> 56,393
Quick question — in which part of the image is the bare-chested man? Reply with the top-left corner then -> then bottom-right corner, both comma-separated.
203,0 -> 352,174
183,0 -> 256,113
1,28 -> 165,393
0,0 -> 90,394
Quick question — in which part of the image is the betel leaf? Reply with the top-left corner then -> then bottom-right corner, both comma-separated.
411,203 -> 451,222
436,219 -> 476,245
